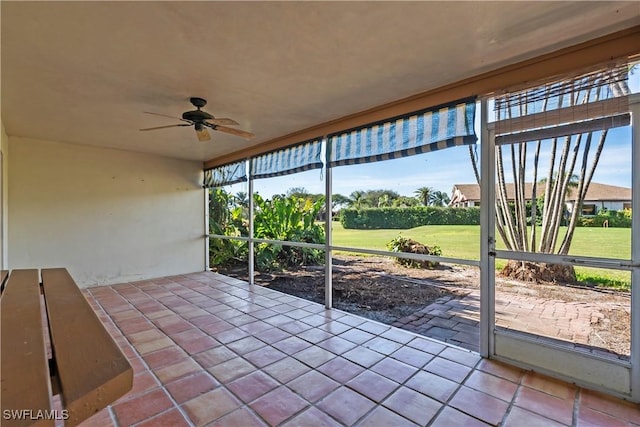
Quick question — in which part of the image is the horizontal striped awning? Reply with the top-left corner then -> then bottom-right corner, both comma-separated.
204,161 -> 247,188
252,138 -> 323,179
494,63 -> 629,123
328,98 -> 477,167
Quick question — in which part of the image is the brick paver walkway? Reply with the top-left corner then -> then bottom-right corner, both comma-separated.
393,289 -> 629,358
393,292 -> 481,352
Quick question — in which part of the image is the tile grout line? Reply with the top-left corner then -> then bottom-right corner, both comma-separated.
232,280 -> 480,425
193,274 -> 484,426
96,275 -> 475,426
121,276 -> 263,426
89,282 -> 197,427
499,372 -> 526,427
129,275 -> 305,426
571,387 -> 580,427
424,356 -> 484,426
224,275 -> 628,426
183,276 -> 398,426
90,273 -> 627,427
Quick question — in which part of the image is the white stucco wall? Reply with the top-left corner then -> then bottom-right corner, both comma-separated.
8,137 -> 205,287
599,201 -> 627,211
566,200 -> 630,214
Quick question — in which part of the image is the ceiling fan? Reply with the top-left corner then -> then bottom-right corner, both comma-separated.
140,97 -> 254,141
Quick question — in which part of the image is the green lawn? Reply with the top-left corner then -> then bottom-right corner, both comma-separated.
330,222 -> 632,289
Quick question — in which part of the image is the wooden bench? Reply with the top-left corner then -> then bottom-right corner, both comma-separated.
1,268 -> 133,426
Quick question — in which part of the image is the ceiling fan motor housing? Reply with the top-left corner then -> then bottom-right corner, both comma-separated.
182,97 -> 213,122
182,109 -> 214,122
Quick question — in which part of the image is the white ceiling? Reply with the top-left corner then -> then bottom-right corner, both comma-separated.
2,2 -> 639,163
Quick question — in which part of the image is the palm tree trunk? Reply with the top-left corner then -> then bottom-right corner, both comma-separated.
538,138 -> 557,251
560,131 -> 604,254
560,82 -> 622,254
518,143 -> 529,251
530,141 -> 541,252
546,138 -> 569,252
510,144 -> 524,249
496,146 -> 518,250
468,145 -> 480,185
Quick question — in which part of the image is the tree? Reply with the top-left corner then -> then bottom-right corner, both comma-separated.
414,186 -> 435,206
286,187 -> 310,198
469,67 -> 630,282
362,189 -> 400,207
346,189 -> 400,209
286,187 -> 323,204
378,194 -> 391,208
332,193 -> 351,209
431,191 -> 451,207
234,191 -> 249,208
349,191 -> 368,210
393,196 -> 420,208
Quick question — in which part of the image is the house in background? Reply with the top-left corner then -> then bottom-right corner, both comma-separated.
449,182 -> 631,215
449,184 -> 484,208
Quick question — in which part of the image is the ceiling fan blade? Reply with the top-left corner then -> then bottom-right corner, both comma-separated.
144,111 -> 191,123
140,124 -> 191,131
211,125 -> 255,140
196,127 -> 211,141
206,118 -> 239,126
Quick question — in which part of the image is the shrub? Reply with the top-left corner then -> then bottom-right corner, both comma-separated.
252,194 -> 325,270
209,222 -> 248,266
386,235 -> 442,269
209,190 -> 326,271
341,206 -> 480,229
576,209 -> 632,228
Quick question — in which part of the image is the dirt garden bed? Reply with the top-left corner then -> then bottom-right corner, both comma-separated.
214,254 -> 630,358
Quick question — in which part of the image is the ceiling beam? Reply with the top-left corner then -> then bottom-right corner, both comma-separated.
204,25 -> 640,169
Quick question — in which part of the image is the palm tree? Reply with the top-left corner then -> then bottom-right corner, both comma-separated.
332,194 -> 351,209
392,196 -> 420,208
539,173 -> 579,197
414,187 -> 435,206
468,66 -> 629,280
234,192 -> 249,208
431,191 -> 451,207
349,191 -> 366,210
377,194 -> 391,208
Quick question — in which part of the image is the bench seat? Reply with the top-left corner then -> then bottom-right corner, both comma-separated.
1,268 -> 132,426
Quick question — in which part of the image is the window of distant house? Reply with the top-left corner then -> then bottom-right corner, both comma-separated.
623,202 -> 632,210
581,204 -> 596,216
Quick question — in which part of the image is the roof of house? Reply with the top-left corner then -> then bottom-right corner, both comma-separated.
450,182 -> 631,204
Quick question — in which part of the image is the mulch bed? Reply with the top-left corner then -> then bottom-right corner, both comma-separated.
217,255 -> 474,324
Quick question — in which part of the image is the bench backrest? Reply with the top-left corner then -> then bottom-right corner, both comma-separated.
1,269 -> 53,427
1,269 -> 132,426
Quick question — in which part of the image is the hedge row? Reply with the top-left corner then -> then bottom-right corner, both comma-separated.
340,207 -> 480,229
339,207 -> 632,229
576,210 -> 632,228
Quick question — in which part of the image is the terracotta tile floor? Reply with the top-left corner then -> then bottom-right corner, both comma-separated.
79,272 -> 640,427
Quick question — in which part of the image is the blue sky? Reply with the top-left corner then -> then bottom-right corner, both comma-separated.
243,125 -> 632,200
230,67 -> 638,199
